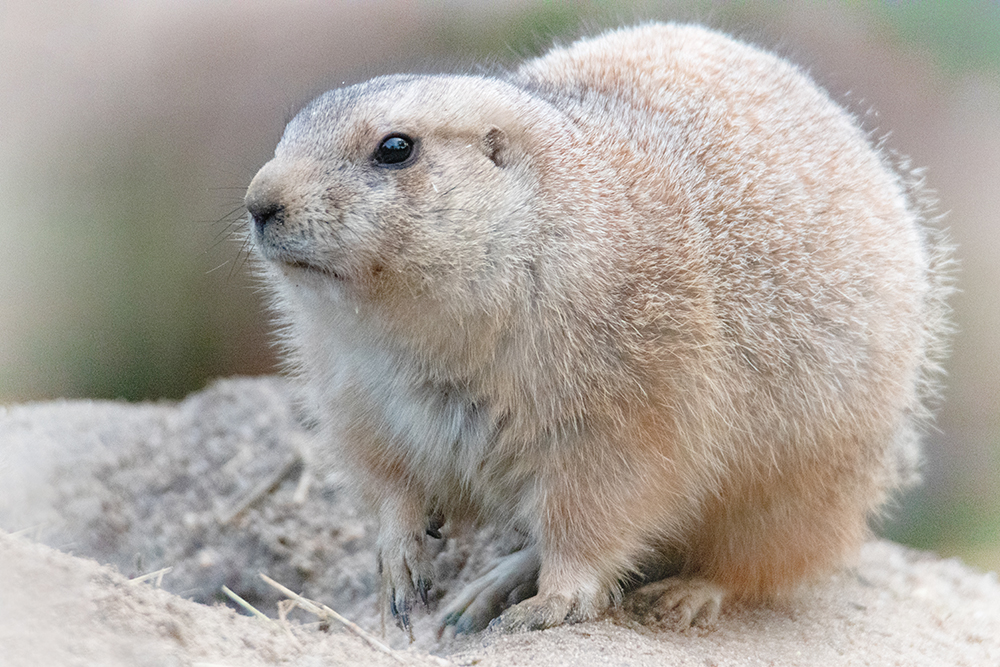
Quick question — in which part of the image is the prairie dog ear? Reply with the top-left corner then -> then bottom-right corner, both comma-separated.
480,126 -> 509,167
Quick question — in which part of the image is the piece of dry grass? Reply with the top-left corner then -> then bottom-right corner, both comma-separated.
258,572 -> 434,664
223,583 -> 303,647
221,585 -> 271,622
218,453 -> 302,524
129,566 -> 172,587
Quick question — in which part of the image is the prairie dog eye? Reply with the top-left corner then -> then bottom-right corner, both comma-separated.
373,134 -> 416,167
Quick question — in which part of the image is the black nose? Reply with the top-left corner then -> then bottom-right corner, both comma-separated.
247,199 -> 283,235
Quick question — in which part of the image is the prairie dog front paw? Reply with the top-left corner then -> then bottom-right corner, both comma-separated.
377,528 -> 434,632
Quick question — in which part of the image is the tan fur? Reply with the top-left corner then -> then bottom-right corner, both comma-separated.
244,24 -> 952,633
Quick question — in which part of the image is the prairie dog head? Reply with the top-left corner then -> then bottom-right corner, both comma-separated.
245,74 -> 575,318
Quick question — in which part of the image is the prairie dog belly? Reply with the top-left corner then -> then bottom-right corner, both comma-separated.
245,22 -> 952,635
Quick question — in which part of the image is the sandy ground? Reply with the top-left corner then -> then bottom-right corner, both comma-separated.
1,377 -> 998,666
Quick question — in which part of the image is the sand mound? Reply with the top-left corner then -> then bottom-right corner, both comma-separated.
2,377 -> 997,665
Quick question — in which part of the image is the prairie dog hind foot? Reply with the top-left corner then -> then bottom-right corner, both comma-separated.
441,549 -> 724,634
439,545 -> 540,635
624,577 -> 726,630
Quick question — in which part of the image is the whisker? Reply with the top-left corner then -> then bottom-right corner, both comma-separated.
205,259 -> 232,275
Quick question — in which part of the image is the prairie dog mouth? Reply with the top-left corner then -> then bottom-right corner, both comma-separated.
278,258 -> 345,281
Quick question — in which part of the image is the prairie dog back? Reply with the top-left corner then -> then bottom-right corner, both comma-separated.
245,23 -> 952,634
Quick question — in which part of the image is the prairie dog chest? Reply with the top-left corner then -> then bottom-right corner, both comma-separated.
301,316 -> 494,492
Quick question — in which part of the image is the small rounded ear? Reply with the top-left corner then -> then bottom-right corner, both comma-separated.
480,126 -> 509,167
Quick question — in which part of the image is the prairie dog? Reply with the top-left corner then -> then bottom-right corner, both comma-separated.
245,24 -> 952,633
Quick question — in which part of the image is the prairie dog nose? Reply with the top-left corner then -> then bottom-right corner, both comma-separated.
245,161 -> 288,235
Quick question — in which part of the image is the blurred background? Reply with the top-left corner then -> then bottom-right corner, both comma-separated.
2,1 -> 997,572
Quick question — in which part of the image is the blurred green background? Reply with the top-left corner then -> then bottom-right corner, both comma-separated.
1,1 -> 997,572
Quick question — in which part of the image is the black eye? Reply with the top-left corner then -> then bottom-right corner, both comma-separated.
373,134 -> 416,167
